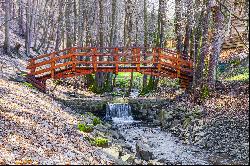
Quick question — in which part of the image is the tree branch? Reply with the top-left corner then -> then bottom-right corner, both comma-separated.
215,0 -> 248,22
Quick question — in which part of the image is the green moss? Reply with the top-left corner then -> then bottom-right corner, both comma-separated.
77,123 -> 94,133
230,59 -> 241,66
183,117 -> 191,129
140,76 -> 155,95
93,117 -> 101,126
201,85 -> 209,100
90,137 -> 109,147
23,82 -> 33,88
53,79 -> 63,85
225,72 -> 249,81
86,112 -> 94,117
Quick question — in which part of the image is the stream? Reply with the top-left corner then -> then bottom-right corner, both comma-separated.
103,99 -> 242,165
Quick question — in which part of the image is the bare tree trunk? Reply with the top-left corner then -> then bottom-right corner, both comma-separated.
208,5 -> 225,89
65,0 -> 72,48
195,0 -> 212,84
182,0 -> 194,59
110,0 -> 117,47
175,0 -> 183,53
25,0 -> 31,57
78,0 -> 85,47
4,0 -> 10,55
126,0 -> 134,95
142,0 -> 148,89
18,0 -> 24,36
108,0 -> 117,90
95,0 -> 105,91
73,0 -> 77,44
55,0 -> 64,51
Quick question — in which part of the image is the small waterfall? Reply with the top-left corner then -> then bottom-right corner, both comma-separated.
105,103 -> 134,123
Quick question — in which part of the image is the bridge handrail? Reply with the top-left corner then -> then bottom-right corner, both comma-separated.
27,47 -> 193,79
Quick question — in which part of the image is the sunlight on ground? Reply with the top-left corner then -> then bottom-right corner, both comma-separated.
0,79 -> 109,164
225,72 -> 249,81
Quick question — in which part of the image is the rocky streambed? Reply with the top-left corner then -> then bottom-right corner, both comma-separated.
91,120 -> 248,165
58,93 -> 249,165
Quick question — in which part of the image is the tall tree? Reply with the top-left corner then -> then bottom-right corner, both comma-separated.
4,0 -> 11,54
18,0 -> 24,36
95,0 -> 105,91
142,0 -> 148,89
55,0 -> 64,51
25,0 -> 31,57
195,0 -> 212,85
208,4 -> 225,89
182,0 -> 194,59
175,0 -> 183,53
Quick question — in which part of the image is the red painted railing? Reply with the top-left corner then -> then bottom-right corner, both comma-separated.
26,47 -> 193,91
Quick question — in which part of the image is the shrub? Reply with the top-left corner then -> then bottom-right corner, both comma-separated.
201,85 -> 209,100
77,123 -> 94,133
90,137 -> 109,147
93,117 -> 101,126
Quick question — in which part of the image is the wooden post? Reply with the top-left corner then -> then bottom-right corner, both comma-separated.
114,48 -> 119,74
92,48 -> 97,72
29,59 -> 35,76
71,47 -> 77,72
50,53 -> 55,78
157,48 -> 162,71
176,53 -> 181,78
136,48 -> 140,72
152,48 -> 155,63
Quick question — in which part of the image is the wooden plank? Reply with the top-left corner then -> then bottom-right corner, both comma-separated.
27,53 -> 73,69
33,61 -> 74,75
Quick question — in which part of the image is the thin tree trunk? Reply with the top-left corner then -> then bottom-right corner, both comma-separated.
4,0 -> 10,55
25,0 -> 31,57
95,0 -> 105,91
208,5 -> 225,89
182,0 -> 194,59
18,0 -> 24,36
196,0 -> 212,84
175,0 -> 183,53
142,0 -> 148,89
55,0 -> 64,51
108,0 -> 117,90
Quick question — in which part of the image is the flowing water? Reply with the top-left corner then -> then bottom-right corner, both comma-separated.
105,102 -> 243,165
105,103 -> 135,124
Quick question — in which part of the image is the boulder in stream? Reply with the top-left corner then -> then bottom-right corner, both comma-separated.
135,141 -> 154,161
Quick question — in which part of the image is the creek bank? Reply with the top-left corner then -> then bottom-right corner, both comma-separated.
58,94 -> 248,165
128,98 -> 249,164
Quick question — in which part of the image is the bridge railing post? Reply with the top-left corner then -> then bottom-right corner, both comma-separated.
137,48 -> 140,72
92,48 -> 97,72
29,59 -> 36,76
114,48 -> 119,74
50,53 -> 55,79
176,53 -> 181,78
157,48 -> 162,71
71,47 -> 77,72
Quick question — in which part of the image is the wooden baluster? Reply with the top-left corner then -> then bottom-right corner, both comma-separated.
157,48 -> 162,71
50,53 -> 55,79
92,48 -> 97,72
176,53 -> 181,78
114,48 -> 119,74
152,48 -> 154,64
29,59 -> 35,76
137,48 -> 140,72
72,48 -> 77,72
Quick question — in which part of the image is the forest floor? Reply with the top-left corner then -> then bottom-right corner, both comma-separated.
0,55 -> 119,164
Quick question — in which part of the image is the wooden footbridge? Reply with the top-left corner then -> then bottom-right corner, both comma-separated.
26,47 -> 193,92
